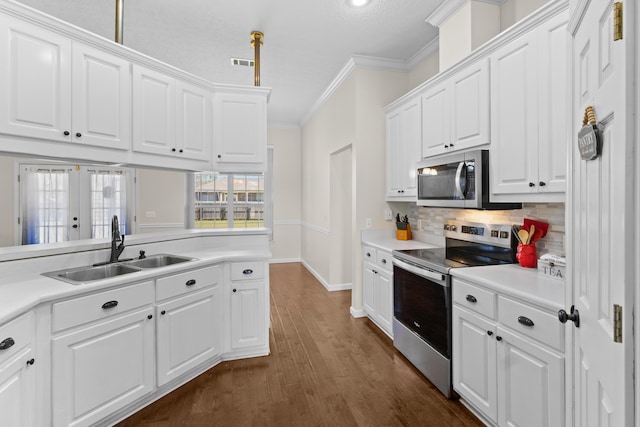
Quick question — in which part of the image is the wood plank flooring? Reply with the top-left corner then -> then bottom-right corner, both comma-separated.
117,263 -> 483,427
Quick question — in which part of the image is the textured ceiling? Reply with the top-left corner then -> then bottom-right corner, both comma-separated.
17,0 -> 443,126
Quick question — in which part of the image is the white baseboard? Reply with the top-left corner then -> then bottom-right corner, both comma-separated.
350,306 -> 366,318
269,258 -> 302,264
300,259 -> 352,292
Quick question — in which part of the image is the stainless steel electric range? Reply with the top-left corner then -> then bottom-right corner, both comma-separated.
391,219 -> 516,398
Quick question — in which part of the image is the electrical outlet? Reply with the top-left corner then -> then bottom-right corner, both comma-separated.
145,211 -> 156,218
365,218 -> 372,229
384,208 -> 393,220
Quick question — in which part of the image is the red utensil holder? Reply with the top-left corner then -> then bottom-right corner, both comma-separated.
516,243 -> 537,268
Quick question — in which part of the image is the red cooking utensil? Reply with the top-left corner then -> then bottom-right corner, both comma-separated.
523,218 -> 549,239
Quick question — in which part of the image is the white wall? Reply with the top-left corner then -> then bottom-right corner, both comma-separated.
136,169 -> 186,233
500,0 -> 549,30
268,127 -> 302,263
407,51 -> 440,91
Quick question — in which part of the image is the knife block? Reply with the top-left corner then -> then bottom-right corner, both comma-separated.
396,224 -> 412,240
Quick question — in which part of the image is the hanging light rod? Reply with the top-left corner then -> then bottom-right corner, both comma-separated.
115,0 -> 124,44
251,31 -> 263,87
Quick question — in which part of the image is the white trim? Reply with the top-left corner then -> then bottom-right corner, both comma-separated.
351,54 -> 408,71
425,0 -> 468,27
137,223 -> 185,230
301,222 -> 330,236
300,259 -> 352,292
269,258 -> 302,264
273,220 -> 302,226
567,0 -> 589,36
350,306 -> 367,318
406,37 -> 440,70
268,122 -> 301,129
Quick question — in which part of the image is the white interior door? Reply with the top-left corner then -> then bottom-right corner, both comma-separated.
568,1 -> 634,426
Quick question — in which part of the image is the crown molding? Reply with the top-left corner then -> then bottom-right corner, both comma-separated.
425,0 -> 505,27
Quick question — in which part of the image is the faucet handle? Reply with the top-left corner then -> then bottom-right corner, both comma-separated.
139,250 -> 146,259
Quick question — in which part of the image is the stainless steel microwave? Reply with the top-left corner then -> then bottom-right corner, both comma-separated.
416,150 -> 521,210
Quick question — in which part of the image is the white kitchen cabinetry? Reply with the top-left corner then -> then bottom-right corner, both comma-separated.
452,277 -> 564,426
212,91 -> 268,173
132,65 -> 212,164
422,59 -> 490,158
490,12 -> 568,202
0,16 -> 130,152
51,282 -> 155,427
362,246 -> 394,337
0,313 -> 36,427
155,266 -> 222,386
385,96 -> 421,200
228,262 -> 268,353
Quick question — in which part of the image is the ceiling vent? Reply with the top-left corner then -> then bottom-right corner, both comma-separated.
230,58 -> 255,67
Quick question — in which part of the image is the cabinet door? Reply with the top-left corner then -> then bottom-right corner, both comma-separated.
537,12 -> 568,194
374,269 -> 393,336
421,84 -> 450,158
213,92 -> 267,171
156,287 -> 221,386
0,15 -> 71,141
0,349 -> 36,427
52,308 -> 154,427
230,281 -> 266,350
452,306 -> 497,423
450,59 -> 490,151
132,65 -> 176,156
176,80 -> 211,161
71,43 -> 130,150
399,99 -> 421,197
385,110 -> 403,197
362,264 -> 376,316
496,327 -> 564,427
490,31 -> 539,196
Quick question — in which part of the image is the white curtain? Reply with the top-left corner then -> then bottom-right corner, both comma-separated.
22,168 -> 70,245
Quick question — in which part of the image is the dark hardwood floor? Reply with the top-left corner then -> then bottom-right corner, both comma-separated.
117,263 -> 483,427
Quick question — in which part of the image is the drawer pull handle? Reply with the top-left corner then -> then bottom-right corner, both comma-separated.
186,279 -> 196,286
243,269 -> 253,275
101,300 -> 118,309
381,259 -> 387,264
466,295 -> 477,303
518,316 -> 535,327
0,337 -> 15,351
233,289 -> 237,293
26,358 -> 35,366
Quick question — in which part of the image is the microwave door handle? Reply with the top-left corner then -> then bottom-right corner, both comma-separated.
455,162 -> 467,199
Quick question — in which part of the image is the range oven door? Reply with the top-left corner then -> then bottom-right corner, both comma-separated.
392,258 -> 451,359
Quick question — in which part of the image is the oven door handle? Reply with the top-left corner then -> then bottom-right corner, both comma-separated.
392,258 -> 446,285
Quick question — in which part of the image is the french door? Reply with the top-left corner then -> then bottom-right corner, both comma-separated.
18,164 -> 133,245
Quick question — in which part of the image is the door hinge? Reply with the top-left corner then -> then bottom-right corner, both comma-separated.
613,304 -> 623,343
614,2 -> 623,41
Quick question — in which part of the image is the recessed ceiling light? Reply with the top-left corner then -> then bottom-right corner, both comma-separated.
348,0 -> 371,7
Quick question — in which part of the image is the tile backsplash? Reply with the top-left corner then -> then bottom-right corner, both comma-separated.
407,203 -> 565,256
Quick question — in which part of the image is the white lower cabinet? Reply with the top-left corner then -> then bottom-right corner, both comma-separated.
230,281 -> 266,351
156,268 -> 222,386
0,312 -> 36,427
452,277 -> 564,427
362,245 -> 394,337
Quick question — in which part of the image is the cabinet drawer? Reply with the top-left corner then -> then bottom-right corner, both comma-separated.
453,278 -> 496,319
362,246 -> 376,264
0,312 -> 33,366
498,296 -> 563,351
52,281 -> 154,332
230,262 -> 264,281
156,265 -> 220,301
375,250 -> 392,271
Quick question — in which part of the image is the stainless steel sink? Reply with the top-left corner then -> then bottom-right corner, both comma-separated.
42,254 -> 197,285
125,254 -> 195,269
43,263 -> 141,285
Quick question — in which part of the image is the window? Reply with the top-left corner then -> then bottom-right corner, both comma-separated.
19,164 -> 134,245
191,147 -> 272,232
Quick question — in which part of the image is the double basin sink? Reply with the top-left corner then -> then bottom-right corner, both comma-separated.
43,254 -> 197,285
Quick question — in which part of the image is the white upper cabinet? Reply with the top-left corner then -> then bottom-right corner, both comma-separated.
490,12 -> 568,202
0,16 -> 130,151
72,43 -> 131,150
212,91 -> 268,173
176,80 -> 211,161
422,59 -> 490,158
386,96 -> 422,200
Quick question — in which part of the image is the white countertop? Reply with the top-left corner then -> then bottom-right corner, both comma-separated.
361,229 -> 443,252
451,264 -> 565,311
0,230 -> 271,325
